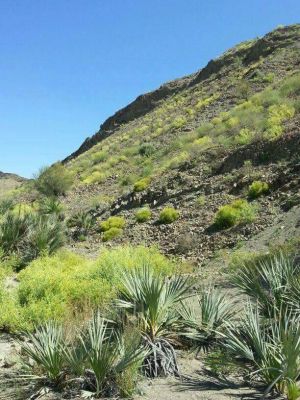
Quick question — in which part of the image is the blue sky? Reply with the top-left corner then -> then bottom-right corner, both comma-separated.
0,1 -> 299,178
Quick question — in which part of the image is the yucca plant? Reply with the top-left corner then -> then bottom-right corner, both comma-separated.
0,211 -> 31,254
26,215 -> 65,259
20,322 -> 66,383
233,253 -> 300,318
222,306 -> 300,399
116,266 -> 191,377
67,210 -> 94,236
81,312 -> 146,396
179,287 -> 236,352
0,198 -> 14,215
38,197 -> 64,219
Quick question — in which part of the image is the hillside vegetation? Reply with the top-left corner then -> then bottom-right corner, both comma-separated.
1,24 -> 300,400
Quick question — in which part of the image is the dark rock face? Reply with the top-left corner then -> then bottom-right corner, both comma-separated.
64,25 -> 300,163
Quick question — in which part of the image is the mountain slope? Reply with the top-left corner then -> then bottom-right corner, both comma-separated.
0,172 -> 26,199
60,24 -> 300,269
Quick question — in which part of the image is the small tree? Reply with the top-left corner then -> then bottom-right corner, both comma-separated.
35,164 -> 73,197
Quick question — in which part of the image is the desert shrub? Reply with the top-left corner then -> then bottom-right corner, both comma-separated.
100,216 -> 125,232
102,227 -> 123,242
24,215 -> 65,263
235,128 -> 255,145
0,211 -> 31,255
214,199 -> 256,229
171,116 -> 187,129
0,211 -> 65,270
91,150 -> 108,164
133,177 -> 150,192
135,207 -> 151,223
38,197 -> 64,218
68,210 -> 94,236
248,180 -> 269,199
0,198 -> 14,215
196,195 -> 206,207
35,164 -> 73,197
138,143 -> 155,157
7,246 -> 175,330
83,171 -> 107,185
159,207 -> 179,224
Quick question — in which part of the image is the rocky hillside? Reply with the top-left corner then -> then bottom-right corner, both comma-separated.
0,171 -> 26,199
60,24 -> 300,270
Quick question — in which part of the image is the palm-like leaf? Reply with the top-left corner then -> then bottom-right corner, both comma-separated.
222,307 -> 300,397
20,322 -> 65,382
233,253 -> 300,318
116,265 -> 191,340
180,287 -> 236,351
81,311 -> 146,395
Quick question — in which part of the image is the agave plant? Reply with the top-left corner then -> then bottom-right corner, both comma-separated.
233,253 -> 300,318
81,311 -> 147,396
222,305 -> 300,399
116,266 -> 191,377
20,322 -> 66,382
179,287 -> 236,352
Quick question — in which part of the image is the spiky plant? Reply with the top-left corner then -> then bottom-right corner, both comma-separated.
20,322 -> 66,382
0,211 -> 31,254
26,215 -> 65,259
38,197 -> 64,218
233,253 -> 300,318
81,311 -> 146,396
179,287 -> 236,352
222,306 -> 300,399
0,198 -> 14,215
67,210 -> 94,236
116,266 -> 191,377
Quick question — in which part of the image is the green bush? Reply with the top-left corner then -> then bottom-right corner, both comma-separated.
38,197 -> 64,218
102,227 -> 123,242
0,246 -> 175,331
0,198 -> 14,215
100,216 -> 125,231
248,181 -> 269,199
139,143 -> 155,157
133,177 -> 150,192
0,211 -> 65,270
159,207 -> 179,224
35,164 -> 73,197
196,195 -> 206,207
214,199 -> 256,229
68,210 -> 94,236
135,207 -> 151,223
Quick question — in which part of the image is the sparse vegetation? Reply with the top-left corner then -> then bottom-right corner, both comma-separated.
35,164 -> 73,196
100,216 -> 125,232
214,199 -> 256,229
135,207 -> 152,222
133,177 -> 151,192
248,180 -> 269,199
159,207 -> 179,224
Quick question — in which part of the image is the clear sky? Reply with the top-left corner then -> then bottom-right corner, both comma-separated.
0,0 -> 299,178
